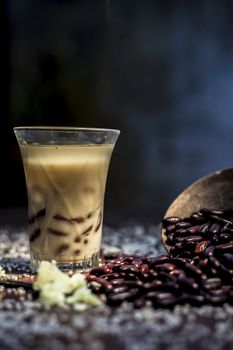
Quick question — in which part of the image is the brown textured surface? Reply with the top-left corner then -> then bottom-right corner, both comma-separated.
162,168 -> 233,252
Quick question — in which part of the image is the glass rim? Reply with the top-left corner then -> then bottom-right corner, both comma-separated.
14,126 -> 120,134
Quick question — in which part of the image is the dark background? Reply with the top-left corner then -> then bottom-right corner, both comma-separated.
1,0 -> 233,225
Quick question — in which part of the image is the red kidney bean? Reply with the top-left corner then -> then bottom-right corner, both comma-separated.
171,258 -> 189,267
105,263 -> 115,269
199,223 -> 210,233
222,253 -> 233,264
203,246 -> 215,257
143,280 -> 163,291
169,269 -> 184,278
175,222 -> 192,229
112,286 -> 129,294
139,273 -> 151,282
122,256 -> 134,263
218,265 -> 233,281
125,273 -> 138,281
141,257 -> 151,264
192,256 -> 201,263
222,227 -> 233,235
104,273 -> 124,281
211,235 -> 219,244
200,209 -> 222,217
145,291 -> 159,300
108,288 -> 140,304
187,226 -> 201,235
154,263 -> 177,272
119,265 -> 139,274
153,282 -> 180,294
184,236 -> 204,243
174,242 -> 183,250
154,292 -> 177,307
157,271 -> 176,283
177,276 -> 198,292
219,233 -> 231,242
197,258 -> 209,268
202,278 -> 222,290
215,241 -> 233,253
162,217 -> 181,226
174,229 -> 189,237
175,236 -> 189,243
148,256 -> 170,267
190,213 -> 205,223
132,259 -> 143,268
87,276 -> 113,292
209,256 -> 221,268
112,263 -> 128,272
89,267 -> 110,277
121,280 -> 144,288
179,294 -> 204,305
148,271 -> 159,279
210,286 -> 231,296
107,292 -> 131,305
209,223 -> 221,234
194,241 -> 209,254
184,263 -> 204,279
111,278 -> 125,286
115,256 -> 127,263
209,210 -> 225,216
86,274 -> 98,282
210,216 -> 232,226
140,264 -> 150,274
206,294 -> 228,305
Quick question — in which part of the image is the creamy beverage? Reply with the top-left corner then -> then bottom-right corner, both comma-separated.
20,143 -> 113,267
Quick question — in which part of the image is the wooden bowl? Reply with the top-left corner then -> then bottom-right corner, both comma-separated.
162,168 -> 233,252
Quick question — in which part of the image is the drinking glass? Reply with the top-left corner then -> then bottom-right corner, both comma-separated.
14,127 -> 120,271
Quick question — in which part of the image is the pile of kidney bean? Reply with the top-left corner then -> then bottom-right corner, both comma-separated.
87,209 -> 233,309
163,208 -> 233,258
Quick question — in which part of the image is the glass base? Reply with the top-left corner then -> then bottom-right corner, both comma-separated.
30,250 -> 100,272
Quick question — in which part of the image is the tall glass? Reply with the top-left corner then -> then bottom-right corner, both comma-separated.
14,127 -> 120,271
